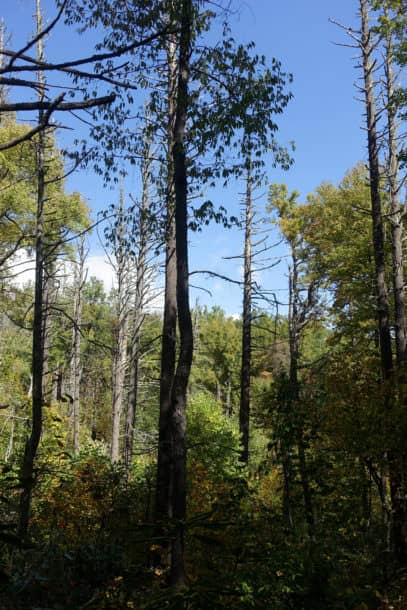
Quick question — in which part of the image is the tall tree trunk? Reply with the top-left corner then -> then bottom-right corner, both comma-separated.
360,0 -> 407,560
124,143 -> 150,472
384,12 -> 406,370
41,265 -> 53,403
288,252 -> 314,536
0,21 -> 4,108
110,188 -> 129,462
19,0 -> 46,538
168,0 -> 193,586
384,12 -> 407,561
156,24 -> 178,523
70,238 -> 86,456
239,158 -> 252,464
360,0 -> 393,380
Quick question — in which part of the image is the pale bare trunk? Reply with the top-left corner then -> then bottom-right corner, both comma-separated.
110,190 -> 129,463
384,18 -> 406,369
124,142 -> 150,471
70,238 -> 86,456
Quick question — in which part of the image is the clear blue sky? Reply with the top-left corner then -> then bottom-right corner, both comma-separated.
2,0 -> 364,315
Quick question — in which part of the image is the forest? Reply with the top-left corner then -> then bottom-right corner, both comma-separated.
0,0 -> 406,608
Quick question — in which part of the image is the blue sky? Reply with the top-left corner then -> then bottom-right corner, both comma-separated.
2,0 -> 364,315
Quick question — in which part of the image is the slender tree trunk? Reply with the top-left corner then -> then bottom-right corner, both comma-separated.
0,20 -> 5,110
384,16 -> 406,370
110,189 -> 129,462
360,0 -> 407,560
70,238 -> 85,456
156,25 -> 178,523
289,253 -> 314,536
5,404 -> 15,463
41,266 -> 52,403
168,0 -> 193,585
239,159 -> 252,464
124,145 -> 150,472
384,14 -> 407,560
226,379 -> 232,416
360,0 -> 393,380
19,0 -> 46,538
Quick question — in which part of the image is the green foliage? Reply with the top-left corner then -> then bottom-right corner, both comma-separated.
187,391 -> 241,482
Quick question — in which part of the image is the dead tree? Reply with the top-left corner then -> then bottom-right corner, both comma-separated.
70,237 -> 87,456
110,188 -> 130,463
239,157 -> 253,464
124,133 -> 154,472
19,0 -> 47,539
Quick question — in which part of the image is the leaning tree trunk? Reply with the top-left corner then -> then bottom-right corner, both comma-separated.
168,0 -> 193,586
19,0 -> 46,538
239,158 -> 252,464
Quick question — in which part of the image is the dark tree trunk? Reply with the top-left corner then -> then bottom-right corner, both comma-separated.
168,0 -> 193,586
156,28 -> 178,524
360,0 -> 393,380
239,159 -> 252,464
19,0 -> 45,538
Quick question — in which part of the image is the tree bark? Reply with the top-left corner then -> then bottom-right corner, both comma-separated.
19,0 -> 46,538
288,251 -> 314,536
360,0 -> 393,380
110,189 -> 129,462
168,0 -> 193,586
360,0 -> 407,560
124,141 -> 150,472
384,12 -> 406,370
239,159 -> 252,464
70,238 -> 86,456
156,24 -> 178,524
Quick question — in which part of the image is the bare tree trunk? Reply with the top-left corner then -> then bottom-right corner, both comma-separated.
384,14 -> 406,370
288,253 -> 314,536
19,0 -> 46,538
239,159 -> 252,464
124,142 -> 151,472
360,0 -> 407,560
70,238 -> 86,456
110,188 -> 129,463
226,379 -> 232,416
41,266 -> 52,403
0,20 -> 5,110
360,0 -> 393,380
5,404 -> 15,463
168,0 -> 193,585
